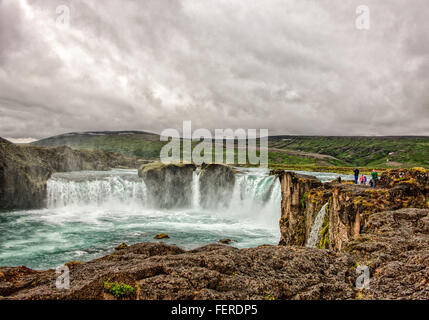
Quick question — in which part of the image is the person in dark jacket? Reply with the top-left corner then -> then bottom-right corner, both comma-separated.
371,170 -> 378,187
353,168 -> 360,184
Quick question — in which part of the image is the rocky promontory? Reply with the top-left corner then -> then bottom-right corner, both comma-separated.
0,137 -> 136,210
199,163 -> 235,209
138,162 -> 197,208
274,168 -> 428,250
138,162 -> 236,209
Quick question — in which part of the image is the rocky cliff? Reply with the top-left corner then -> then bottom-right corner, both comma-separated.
344,208 -> 429,299
138,162 -> 196,209
199,164 -> 235,209
0,137 -> 136,210
271,170 -> 332,245
328,168 -> 428,251
138,163 -> 235,209
274,168 -> 428,250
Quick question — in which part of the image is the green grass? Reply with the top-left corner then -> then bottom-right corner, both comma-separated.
32,132 -> 429,169
269,136 -> 429,168
103,281 -> 135,299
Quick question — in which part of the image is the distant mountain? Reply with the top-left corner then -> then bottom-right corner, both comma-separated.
32,131 -> 163,159
31,131 -> 429,168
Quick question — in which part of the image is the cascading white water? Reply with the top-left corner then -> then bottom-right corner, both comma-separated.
306,203 -> 328,248
47,169 -> 281,223
47,170 -> 148,208
2,167 -> 283,270
227,173 -> 281,228
192,170 -> 200,209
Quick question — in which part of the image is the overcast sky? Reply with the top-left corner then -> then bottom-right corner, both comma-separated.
0,0 -> 428,140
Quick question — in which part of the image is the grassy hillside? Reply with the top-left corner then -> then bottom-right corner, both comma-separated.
269,136 -> 429,168
32,132 -> 429,170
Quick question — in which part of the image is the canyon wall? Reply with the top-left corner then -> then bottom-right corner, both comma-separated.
275,168 -> 429,251
271,170 -> 332,246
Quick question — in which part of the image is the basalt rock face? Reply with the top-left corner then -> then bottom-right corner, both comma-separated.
0,242 -> 356,300
328,170 -> 428,251
199,164 -> 235,209
344,208 -> 429,300
275,168 -> 428,251
0,138 -> 136,210
138,163 -> 196,209
273,171 -> 333,246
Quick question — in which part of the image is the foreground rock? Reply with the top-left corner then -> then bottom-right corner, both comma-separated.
345,208 -> 429,300
0,137 -> 136,210
0,242 -> 355,300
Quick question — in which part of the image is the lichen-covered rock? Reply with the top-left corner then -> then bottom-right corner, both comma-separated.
154,233 -> 169,239
0,138 -> 136,210
328,180 -> 427,251
344,208 -> 429,300
378,167 -> 428,196
275,168 -> 428,250
138,162 -> 196,209
199,164 -> 235,209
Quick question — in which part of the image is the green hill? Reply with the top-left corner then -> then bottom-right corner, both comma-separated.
32,132 -> 429,170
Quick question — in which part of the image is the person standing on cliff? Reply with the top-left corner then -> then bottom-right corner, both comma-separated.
353,168 -> 360,184
371,169 -> 378,187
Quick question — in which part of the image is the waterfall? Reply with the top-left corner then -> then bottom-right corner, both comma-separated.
192,170 -> 200,209
227,174 -> 281,226
47,170 -> 148,208
306,203 -> 328,248
46,168 -> 281,231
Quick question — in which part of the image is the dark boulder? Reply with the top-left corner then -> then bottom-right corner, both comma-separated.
138,162 -> 196,209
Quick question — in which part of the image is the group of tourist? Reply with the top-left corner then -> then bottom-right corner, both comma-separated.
337,168 -> 379,187
354,168 -> 379,187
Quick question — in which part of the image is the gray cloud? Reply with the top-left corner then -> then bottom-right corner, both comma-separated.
0,0 -> 428,139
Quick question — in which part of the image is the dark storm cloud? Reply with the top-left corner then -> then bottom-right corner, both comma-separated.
0,0 -> 428,139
